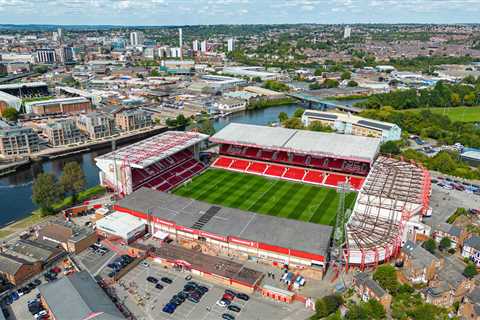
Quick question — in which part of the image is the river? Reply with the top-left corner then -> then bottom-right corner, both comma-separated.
0,103 -> 301,226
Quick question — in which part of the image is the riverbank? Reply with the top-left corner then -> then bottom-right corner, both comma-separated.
247,97 -> 295,110
0,185 -> 107,238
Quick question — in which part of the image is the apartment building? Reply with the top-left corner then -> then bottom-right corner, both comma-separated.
76,112 -> 115,140
25,97 -> 92,116
301,110 -> 401,142
44,119 -> 83,147
115,108 -> 153,132
0,120 -> 39,157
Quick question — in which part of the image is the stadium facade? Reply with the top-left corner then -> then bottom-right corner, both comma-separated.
95,131 -> 209,195
96,124 -> 432,270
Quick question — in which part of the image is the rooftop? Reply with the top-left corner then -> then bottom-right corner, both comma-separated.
96,131 -> 209,169
210,123 -> 380,163
96,211 -> 146,236
115,188 -> 333,258
152,244 -> 263,287
0,81 -> 47,90
39,271 -> 125,320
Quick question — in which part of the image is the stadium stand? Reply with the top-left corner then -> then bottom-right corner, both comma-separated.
95,131 -> 209,195
212,156 -> 365,190
211,124 -> 380,179
345,156 -> 432,268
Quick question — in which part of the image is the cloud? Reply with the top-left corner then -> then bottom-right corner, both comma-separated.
0,0 -> 479,24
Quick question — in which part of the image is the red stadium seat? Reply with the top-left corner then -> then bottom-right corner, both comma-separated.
246,161 -> 268,174
264,164 -> 286,177
303,171 -> 324,184
245,147 -> 259,158
230,159 -> 250,171
213,156 -> 234,168
260,150 -> 275,160
324,174 -> 348,187
291,154 -> 307,166
349,176 -> 365,190
283,167 -> 306,181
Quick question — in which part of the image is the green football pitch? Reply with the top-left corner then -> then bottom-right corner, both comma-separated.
172,169 -> 357,226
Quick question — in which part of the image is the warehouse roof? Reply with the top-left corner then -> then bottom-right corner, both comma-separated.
96,211 -> 146,237
39,271 -> 125,320
116,188 -> 332,258
211,123 -> 380,163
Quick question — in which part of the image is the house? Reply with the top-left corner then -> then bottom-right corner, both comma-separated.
0,239 -> 66,286
39,271 -> 125,320
433,222 -> 466,249
423,262 -> 473,307
400,240 -> 443,284
459,286 -> 480,320
36,221 -> 98,254
0,253 -> 42,286
8,239 -> 65,268
353,272 -> 392,311
462,236 -> 480,267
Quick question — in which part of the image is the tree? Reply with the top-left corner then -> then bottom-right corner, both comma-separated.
373,265 -> 399,294
2,107 -> 19,122
439,237 -> 452,251
450,93 -> 461,106
282,117 -> 303,129
322,78 -> 340,88
59,162 -> 86,203
263,80 -> 290,92
341,71 -> 351,80
365,299 -> 386,319
464,263 -> 478,278
464,92 -> 476,106
150,69 -> 160,77
308,121 -> 334,132
347,80 -> 358,87
423,238 -> 436,254
313,295 -> 343,319
380,141 -> 401,155
33,65 -> 48,74
198,119 -> 215,136
278,112 -> 288,123
293,108 -> 305,118
32,173 -> 63,215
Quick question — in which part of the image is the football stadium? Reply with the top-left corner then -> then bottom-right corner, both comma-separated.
96,123 -> 432,273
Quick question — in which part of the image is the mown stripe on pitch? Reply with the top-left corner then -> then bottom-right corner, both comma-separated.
252,180 -> 292,215
309,188 -> 337,224
177,170 -> 226,198
190,171 -> 237,201
287,186 -> 321,221
227,176 -> 269,208
208,173 -> 252,204
249,180 -> 283,212
267,183 -> 302,217
173,170 -> 218,196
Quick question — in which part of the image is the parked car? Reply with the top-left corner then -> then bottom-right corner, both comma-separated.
161,277 -> 173,284
146,276 -> 158,283
225,289 -> 236,297
236,293 -> 250,301
216,299 -> 229,307
140,261 -> 149,268
197,286 -> 209,294
223,293 -> 235,301
222,313 -> 236,320
228,305 -> 241,313
162,303 -> 176,314
155,283 -> 164,290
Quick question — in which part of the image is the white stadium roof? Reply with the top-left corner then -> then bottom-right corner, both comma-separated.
211,123 -> 381,163
96,131 -> 209,169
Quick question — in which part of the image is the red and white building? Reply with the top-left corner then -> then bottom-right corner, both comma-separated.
345,156 -> 432,269
95,131 -> 209,195
209,123 -> 381,191
112,188 -> 332,278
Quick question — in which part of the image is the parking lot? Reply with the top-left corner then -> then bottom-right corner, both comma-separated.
112,262 -> 313,320
76,244 -> 117,276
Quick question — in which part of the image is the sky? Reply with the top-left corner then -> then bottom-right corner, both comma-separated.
0,0 -> 479,25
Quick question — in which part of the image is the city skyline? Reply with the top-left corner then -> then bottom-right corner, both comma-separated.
0,0 -> 479,25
